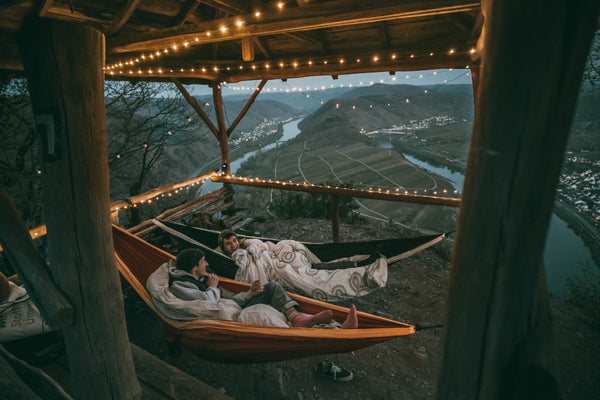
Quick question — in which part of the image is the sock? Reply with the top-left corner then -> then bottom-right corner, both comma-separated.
286,308 -> 332,327
341,304 -> 358,329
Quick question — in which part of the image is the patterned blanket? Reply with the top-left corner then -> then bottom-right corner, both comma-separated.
232,239 -> 387,301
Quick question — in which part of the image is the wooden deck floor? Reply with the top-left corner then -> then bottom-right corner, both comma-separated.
2,335 -> 232,400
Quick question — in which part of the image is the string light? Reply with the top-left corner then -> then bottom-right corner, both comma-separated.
106,45 -> 472,74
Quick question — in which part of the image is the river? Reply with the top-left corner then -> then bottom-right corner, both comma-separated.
402,152 -> 596,297
202,120 -> 594,297
198,118 -> 303,194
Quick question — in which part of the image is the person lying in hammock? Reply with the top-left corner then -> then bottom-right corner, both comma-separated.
169,248 -> 358,328
215,229 -> 381,270
213,229 -> 387,302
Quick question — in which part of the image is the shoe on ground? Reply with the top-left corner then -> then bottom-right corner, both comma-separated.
314,361 -> 353,382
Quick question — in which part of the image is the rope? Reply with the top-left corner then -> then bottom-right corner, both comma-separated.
415,323 -> 443,332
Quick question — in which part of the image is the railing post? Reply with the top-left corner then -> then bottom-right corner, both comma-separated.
330,195 -> 340,243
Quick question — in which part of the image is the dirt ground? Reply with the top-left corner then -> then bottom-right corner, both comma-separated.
123,218 -> 600,400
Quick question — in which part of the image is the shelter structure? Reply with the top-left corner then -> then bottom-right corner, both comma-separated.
0,1 -> 598,399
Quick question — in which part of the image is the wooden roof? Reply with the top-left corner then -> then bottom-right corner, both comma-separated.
1,0 -> 482,85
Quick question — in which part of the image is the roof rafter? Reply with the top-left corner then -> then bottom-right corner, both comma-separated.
107,0 -> 142,36
107,0 -> 480,54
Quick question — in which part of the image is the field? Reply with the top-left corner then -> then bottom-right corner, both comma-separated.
235,139 -> 460,234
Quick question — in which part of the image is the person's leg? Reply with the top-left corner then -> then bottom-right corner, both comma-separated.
250,282 -> 333,327
341,304 -> 358,329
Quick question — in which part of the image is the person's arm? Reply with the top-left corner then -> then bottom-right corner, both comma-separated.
170,281 -> 220,302
229,281 -> 263,307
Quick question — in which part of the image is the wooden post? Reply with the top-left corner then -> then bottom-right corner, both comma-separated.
330,195 -> 340,243
0,185 -> 72,329
241,36 -> 254,61
19,19 -> 141,400
437,0 -> 599,399
226,79 -> 267,137
212,82 -> 230,175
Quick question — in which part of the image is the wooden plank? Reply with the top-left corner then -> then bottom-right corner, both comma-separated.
0,348 -> 41,400
108,0 -> 480,53
213,175 -> 462,207
173,0 -> 201,27
0,345 -> 71,400
241,36 -> 254,61
330,195 -> 340,243
437,0 -> 600,398
107,0 -> 142,36
130,344 -> 232,400
172,78 -> 219,138
19,19 -> 141,400
33,0 -> 54,17
106,51 -> 473,83
212,83 -> 231,175
0,185 -> 72,330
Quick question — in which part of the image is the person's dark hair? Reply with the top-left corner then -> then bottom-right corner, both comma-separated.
175,248 -> 205,273
217,229 -> 237,250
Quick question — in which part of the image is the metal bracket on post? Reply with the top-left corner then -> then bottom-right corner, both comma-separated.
34,106 -> 61,162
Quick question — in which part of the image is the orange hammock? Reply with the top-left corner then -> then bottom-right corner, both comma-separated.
112,225 -> 415,363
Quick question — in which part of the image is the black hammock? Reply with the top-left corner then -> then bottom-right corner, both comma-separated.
153,219 -> 447,279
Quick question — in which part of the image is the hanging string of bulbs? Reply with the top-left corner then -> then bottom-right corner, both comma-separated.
104,48 -> 475,78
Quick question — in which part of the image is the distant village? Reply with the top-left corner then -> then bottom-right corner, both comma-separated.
230,117 -> 293,147
364,116 -> 600,228
362,115 -> 459,136
231,115 -> 599,229
557,154 -> 600,226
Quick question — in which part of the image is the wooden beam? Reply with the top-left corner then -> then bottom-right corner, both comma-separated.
0,345 -> 72,400
226,79 -> 267,137
0,0 -> 27,12
212,175 -> 462,207
107,50 -> 473,83
33,0 -> 54,17
107,0 -> 481,53
253,36 -> 271,58
198,0 -> 249,15
172,78 -> 219,138
0,185 -> 73,330
212,83 -> 231,175
19,19 -> 141,400
437,0 -> 600,398
241,36 -> 254,61
378,21 -> 390,49
107,0 -> 142,36
0,348 -> 41,400
330,195 -> 340,243
173,0 -> 201,27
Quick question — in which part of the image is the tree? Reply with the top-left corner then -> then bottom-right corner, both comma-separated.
582,31 -> 600,90
0,79 -> 43,227
105,81 -> 209,197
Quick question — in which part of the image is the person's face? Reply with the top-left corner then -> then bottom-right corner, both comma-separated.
222,235 -> 239,256
193,257 -> 209,276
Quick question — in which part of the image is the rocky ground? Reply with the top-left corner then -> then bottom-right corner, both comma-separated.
124,218 -> 600,400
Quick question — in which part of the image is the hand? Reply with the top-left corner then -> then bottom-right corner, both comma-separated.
247,280 -> 264,299
206,273 -> 219,288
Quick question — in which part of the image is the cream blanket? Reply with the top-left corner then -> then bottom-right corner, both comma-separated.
232,239 -> 387,301
146,263 -> 291,327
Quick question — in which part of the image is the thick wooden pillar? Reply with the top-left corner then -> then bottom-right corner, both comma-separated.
19,19 -> 140,400
212,82 -> 230,175
437,1 -> 599,399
